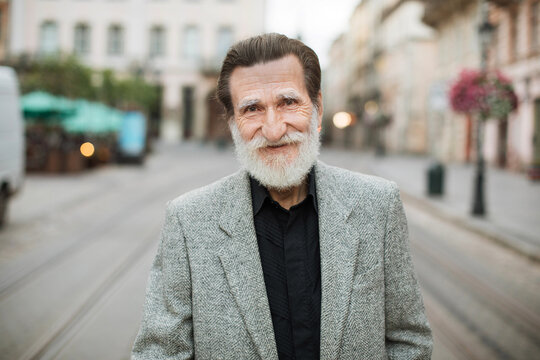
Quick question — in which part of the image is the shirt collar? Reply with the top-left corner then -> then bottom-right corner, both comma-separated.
249,166 -> 318,215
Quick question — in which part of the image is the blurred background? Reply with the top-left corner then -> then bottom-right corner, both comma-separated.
0,0 -> 539,359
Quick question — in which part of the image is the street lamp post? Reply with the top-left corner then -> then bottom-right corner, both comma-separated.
472,0 -> 495,216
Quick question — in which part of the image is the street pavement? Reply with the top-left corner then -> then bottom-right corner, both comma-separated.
0,142 -> 538,360
320,149 -> 540,261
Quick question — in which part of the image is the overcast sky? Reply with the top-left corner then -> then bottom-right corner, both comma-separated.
265,0 -> 361,69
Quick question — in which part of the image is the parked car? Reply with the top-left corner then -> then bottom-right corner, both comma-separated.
0,67 -> 25,227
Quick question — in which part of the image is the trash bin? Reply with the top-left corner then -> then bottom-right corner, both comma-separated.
427,162 -> 445,196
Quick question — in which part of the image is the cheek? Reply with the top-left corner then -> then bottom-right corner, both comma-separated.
236,119 -> 260,141
283,108 -> 312,132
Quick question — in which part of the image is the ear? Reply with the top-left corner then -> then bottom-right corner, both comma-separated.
316,91 -> 323,133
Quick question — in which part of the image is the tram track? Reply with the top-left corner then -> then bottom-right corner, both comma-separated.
415,256 -> 515,360
6,155 -> 171,227
406,199 -> 540,360
0,161 -> 234,301
422,293 -> 488,360
1,151 -> 207,244
0,149 -> 239,359
19,230 -> 157,360
410,224 -> 540,346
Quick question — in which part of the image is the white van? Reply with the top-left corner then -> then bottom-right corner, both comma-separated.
0,66 -> 25,227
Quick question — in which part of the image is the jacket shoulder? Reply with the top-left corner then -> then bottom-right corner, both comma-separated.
317,161 -> 398,195
166,170 -> 244,219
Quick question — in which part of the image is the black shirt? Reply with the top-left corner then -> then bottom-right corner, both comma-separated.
250,168 -> 321,360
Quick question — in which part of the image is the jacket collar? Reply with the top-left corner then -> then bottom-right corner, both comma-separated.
249,166 -> 318,215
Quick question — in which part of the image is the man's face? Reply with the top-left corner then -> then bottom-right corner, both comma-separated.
228,55 -> 323,190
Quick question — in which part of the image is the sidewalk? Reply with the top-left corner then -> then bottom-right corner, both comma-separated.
359,153 -> 540,262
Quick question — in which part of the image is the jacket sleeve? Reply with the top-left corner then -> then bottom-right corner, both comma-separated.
384,184 -> 433,359
132,202 -> 194,359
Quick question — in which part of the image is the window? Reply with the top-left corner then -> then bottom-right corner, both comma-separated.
149,26 -> 166,57
74,23 -> 91,55
182,86 -> 195,139
216,26 -> 233,59
0,8 -> 3,43
509,9 -> 518,60
531,2 -> 539,51
492,24 -> 500,65
39,21 -> 59,54
107,24 -> 124,55
183,25 -> 199,60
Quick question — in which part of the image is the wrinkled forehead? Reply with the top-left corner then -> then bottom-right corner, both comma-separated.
229,55 -> 308,106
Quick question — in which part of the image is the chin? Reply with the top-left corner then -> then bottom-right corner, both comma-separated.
258,148 -> 299,168
248,147 -> 315,191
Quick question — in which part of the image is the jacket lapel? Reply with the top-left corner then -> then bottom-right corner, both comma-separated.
217,171 -> 278,360
315,162 -> 361,360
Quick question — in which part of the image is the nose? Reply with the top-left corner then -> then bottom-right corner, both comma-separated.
261,107 -> 286,142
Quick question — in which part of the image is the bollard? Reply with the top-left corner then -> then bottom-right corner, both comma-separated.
427,162 -> 445,196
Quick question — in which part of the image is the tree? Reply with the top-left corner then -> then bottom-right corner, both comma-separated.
4,54 -> 159,114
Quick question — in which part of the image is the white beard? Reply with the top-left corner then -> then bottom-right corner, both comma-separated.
229,108 -> 321,190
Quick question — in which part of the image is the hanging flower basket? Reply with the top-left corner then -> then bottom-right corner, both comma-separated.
449,69 -> 518,120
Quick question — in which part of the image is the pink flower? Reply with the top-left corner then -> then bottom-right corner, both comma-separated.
449,69 -> 518,119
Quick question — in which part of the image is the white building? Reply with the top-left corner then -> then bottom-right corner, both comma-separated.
9,0 -> 266,141
378,0 -> 436,154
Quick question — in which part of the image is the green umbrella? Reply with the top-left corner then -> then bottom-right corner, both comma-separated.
21,91 -> 76,119
63,100 -> 123,134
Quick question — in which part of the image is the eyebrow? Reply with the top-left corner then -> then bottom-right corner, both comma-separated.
277,91 -> 301,102
237,98 -> 261,113
236,90 -> 303,112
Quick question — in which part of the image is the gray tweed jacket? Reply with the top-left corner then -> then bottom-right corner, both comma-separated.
132,161 -> 432,360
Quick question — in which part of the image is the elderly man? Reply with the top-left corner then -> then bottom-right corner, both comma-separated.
132,33 -> 432,359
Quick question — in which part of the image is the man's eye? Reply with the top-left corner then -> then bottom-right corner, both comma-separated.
246,105 -> 258,112
284,98 -> 296,106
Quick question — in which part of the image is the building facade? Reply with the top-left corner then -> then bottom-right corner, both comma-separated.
324,0 -> 391,150
484,0 -> 540,171
378,0 -> 436,154
422,0 -> 540,171
421,0 -> 484,162
8,0 -> 266,141
324,0 -> 436,154
0,0 -> 9,61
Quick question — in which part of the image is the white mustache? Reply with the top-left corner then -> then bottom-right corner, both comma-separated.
247,131 -> 307,150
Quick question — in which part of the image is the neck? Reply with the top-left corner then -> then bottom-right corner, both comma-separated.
268,179 -> 308,210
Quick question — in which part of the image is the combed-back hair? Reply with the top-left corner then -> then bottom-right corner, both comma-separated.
216,33 -> 321,119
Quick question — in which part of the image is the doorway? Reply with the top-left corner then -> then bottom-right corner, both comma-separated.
182,86 -> 195,139
534,98 -> 540,165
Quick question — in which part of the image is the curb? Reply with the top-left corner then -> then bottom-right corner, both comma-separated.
399,190 -> 540,263
360,159 -> 540,263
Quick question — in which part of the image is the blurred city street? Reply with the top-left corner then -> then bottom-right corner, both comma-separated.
0,143 -> 539,360
1,0 -> 540,358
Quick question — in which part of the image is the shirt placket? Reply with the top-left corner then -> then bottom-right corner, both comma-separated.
283,207 -> 312,358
